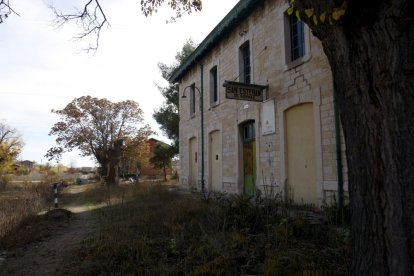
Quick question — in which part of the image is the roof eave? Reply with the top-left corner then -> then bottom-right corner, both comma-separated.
169,0 -> 264,83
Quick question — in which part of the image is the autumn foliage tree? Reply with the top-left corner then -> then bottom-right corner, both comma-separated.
119,135 -> 151,179
0,120 -> 24,181
46,96 -> 152,185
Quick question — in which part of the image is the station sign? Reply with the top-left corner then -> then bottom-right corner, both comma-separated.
223,81 -> 267,102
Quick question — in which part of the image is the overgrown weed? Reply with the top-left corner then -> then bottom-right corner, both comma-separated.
69,184 -> 350,275
0,182 -> 52,241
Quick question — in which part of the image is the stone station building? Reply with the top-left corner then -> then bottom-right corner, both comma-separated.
170,0 -> 348,206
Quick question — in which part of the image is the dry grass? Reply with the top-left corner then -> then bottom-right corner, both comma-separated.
67,184 -> 350,275
0,182 -> 52,241
1,181 -> 349,275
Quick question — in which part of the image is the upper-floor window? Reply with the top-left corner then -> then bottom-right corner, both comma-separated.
239,41 -> 251,84
210,66 -> 218,105
190,83 -> 196,116
289,15 -> 305,61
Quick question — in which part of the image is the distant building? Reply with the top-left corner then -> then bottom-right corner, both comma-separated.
171,0 -> 348,206
140,138 -> 173,179
79,167 -> 96,174
17,160 -> 35,174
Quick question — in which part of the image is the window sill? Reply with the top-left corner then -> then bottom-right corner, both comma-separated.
283,53 -> 312,71
209,101 -> 220,110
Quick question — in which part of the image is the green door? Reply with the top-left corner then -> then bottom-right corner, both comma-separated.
242,121 -> 256,197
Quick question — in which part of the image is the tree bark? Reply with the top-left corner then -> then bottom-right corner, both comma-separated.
95,154 -> 109,181
163,164 -> 167,181
106,140 -> 123,185
308,0 -> 414,274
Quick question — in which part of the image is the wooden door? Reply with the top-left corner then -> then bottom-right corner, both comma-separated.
209,131 -> 221,191
242,121 -> 256,197
189,137 -> 198,188
285,103 -> 317,204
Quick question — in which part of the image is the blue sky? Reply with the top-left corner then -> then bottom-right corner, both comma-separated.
0,0 -> 238,167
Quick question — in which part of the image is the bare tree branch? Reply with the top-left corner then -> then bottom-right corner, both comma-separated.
50,0 -> 110,53
2,0 -> 202,52
0,0 -> 20,23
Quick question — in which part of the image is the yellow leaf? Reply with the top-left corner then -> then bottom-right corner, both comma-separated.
313,14 -> 318,26
319,12 -> 326,23
305,8 -> 314,18
287,6 -> 294,16
332,8 -> 346,21
295,9 -> 301,20
290,0 -> 295,4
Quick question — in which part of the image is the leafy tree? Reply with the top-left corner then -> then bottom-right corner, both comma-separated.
149,142 -> 174,181
153,39 -> 197,155
119,135 -> 151,179
46,96 -> 152,185
0,120 -> 24,175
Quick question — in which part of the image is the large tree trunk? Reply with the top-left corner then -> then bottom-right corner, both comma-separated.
95,154 -> 109,182
308,0 -> 414,274
163,164 -> 167,181
106,140 -> 123,185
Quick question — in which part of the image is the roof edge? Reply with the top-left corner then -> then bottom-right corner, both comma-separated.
169,0 -> 264,83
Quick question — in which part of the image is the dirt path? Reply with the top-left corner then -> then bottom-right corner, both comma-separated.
0,183 -> 105,276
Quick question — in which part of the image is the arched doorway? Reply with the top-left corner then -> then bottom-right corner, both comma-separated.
241,121 -> 256,197
189,137 -> 198,188
209,130 -> 221,191
284,103 -> 317,204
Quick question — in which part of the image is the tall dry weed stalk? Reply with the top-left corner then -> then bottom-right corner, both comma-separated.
0,183 -> 52,240
68,184 -> 349,275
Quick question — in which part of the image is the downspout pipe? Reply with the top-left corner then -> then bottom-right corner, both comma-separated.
200,64 -> 205,192
332,75 -> 344,215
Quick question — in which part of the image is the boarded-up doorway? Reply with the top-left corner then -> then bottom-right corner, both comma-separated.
209,130 -> 221,191
189,137 -> 198,188
285,103 -> 317,204
241,121 -> 256,197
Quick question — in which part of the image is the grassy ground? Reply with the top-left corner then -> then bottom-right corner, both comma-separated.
0,182 -> 52,241
0,181 -> 350,275
0,181 -> 103,276
65,183 -> 350,275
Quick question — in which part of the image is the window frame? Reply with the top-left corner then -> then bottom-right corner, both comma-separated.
239,41 -> 251,84
289,15 -> 305,61
283,9 -> 311,70
209,66 -> 219,106
190,83 -> 196,116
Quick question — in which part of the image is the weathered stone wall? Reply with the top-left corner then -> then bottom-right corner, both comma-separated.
179,0 -> 348,206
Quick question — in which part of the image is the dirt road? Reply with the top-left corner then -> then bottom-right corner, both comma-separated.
0,183 -> 105,276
